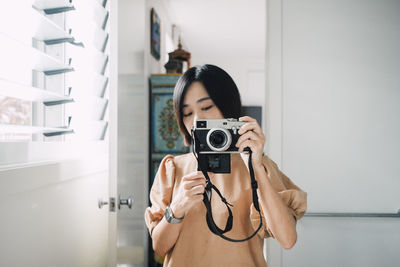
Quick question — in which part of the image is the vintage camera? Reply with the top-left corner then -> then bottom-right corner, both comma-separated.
192,118 -> 249,173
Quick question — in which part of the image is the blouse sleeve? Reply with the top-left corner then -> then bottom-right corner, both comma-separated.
144,155 -> 176,236
250,155 -> 307,238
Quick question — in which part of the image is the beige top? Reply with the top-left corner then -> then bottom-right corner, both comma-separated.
145,153 -> 307,267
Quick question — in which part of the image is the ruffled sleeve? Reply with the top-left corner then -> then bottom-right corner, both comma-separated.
144,155 -> 176,236
250,155 -> 307,238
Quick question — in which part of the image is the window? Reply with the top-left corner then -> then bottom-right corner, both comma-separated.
0,0 -> 110,165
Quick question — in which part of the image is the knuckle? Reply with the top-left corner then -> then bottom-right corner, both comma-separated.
191,185 -> 198,191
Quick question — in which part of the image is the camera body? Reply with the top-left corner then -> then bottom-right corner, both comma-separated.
192,118 -> 248,173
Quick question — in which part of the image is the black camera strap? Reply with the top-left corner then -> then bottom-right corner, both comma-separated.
191,131 -> 263,242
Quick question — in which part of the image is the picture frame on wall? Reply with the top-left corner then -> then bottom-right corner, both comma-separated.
150,8 -> 161,60
151,89 -> 188,154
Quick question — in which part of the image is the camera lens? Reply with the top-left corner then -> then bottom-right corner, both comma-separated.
206,128 -> 232,152
209,130 -> 227,149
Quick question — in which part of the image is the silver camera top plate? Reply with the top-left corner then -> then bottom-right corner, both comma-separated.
193,118 -> 246,133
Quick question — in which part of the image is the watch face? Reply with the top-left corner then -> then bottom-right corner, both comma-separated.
165,207 -> 172,222
165,205 -> 182,224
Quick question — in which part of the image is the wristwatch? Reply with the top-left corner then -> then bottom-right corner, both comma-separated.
164,205 -> 184,224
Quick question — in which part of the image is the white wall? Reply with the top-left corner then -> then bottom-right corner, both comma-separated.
266,0 -> 400,266
118,0 -> 174,75
166,0 -> 266,110
118,0 -> 174,74
118,0 -> 145,75
145,0 -> 175,75
187,26 -> 265,110
0,157 -> 109,267
191,57 -> 265,109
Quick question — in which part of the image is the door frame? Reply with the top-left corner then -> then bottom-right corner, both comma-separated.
265,0 -> 284,266
108,0 -> 119,266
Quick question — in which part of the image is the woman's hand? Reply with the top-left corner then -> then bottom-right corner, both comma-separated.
170,171 -> 212,218
236,116 -> 266,168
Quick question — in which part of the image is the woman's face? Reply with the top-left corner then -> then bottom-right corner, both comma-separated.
182,81 -> 224,134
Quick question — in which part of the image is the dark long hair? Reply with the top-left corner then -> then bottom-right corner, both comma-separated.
173,64 -> 242,145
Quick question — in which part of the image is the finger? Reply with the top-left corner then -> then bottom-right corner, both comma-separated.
238,122 -> 263,136
183,171 -> 204,179
191,194 -> 204,202
189,184 -> 206,195
183,171 -> 215,180
238,121 -> 262,135
183,179 -> 205,191
238,139 -> 263,153
182,171 -> 207,181
236,131 -> 263,148
238,139 -> 255,153
239,116 -> 257,122
183,178 -> 206,190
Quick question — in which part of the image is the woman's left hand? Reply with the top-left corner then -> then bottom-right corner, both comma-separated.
235,116 -> 266,168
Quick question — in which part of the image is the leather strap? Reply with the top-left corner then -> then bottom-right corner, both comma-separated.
192,130 -> 263,242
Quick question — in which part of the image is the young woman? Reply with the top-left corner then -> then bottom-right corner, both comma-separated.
145,64 -> 307,267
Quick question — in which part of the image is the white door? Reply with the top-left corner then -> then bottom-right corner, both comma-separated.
106,1 -> 148,265
106,62 -> 148,267
104,73 -> 148,267
106,1 -> 145,265
266,0 -> 400,266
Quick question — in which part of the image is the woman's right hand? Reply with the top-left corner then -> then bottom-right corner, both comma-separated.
169,171 -> 212,219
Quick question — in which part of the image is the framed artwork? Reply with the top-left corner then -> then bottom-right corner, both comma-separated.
151,90 -> 188,153
150,8 -> 160,60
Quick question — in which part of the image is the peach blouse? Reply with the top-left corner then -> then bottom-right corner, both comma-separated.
145,153 -> 307,267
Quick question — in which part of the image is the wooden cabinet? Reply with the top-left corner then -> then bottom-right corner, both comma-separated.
148,74 -> 188,266
149,74 -> 189,181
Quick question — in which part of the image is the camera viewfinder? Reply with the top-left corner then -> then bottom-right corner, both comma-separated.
197,120 -> 207,128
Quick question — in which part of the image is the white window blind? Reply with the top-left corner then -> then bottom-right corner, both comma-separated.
0,0 -> 109,142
